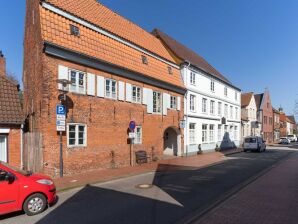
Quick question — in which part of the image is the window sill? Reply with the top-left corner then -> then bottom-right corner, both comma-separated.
67,145 -> 87,149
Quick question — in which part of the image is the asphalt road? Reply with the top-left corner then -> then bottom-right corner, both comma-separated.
0,149 -> 294,224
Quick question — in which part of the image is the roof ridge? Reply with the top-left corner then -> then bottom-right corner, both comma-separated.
153,28 -> 234,86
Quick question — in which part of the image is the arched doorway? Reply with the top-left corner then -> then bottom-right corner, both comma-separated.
163,127 -> 181,156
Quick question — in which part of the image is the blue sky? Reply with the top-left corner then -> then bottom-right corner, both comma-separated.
0,0 -> 297,117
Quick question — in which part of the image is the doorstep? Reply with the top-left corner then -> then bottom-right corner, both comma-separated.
54,150 -> 242,192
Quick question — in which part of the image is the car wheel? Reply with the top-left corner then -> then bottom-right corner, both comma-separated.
23,193 -> 47,216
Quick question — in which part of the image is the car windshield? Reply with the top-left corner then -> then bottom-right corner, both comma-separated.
287,135 -> 293,137
1,162 -> 31,176
245,138 -> 256,143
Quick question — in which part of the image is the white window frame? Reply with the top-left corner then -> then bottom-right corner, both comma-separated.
202,98 -> 207,113
190,72 -> 196,85
235,107 -> 238,119
224,104 -> 228,117
218,102 -> 222,116
153,91 -> 162,114
210,100 -> 215,115
105,78 -> 117,99
209,124 -> 214,142
230,106 -> 233,119
67,123 -> 87,147
134,126 -> 142,144
224,86 -> 228,97
170,96 -> 177,110
202,124 -> 208,143
234,126 -> 238,140
218,125 -> 222,142
235,91 -> 238,100
69,69 -> 86,94
189,123 -> 196,144
210,80 -> 215,92
132,85 -> 142,103
190,94 -> 196,112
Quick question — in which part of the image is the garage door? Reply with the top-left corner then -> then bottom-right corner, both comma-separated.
0,136 -> 7,163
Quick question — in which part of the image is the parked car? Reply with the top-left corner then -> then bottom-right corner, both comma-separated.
287,135 -> 297,142
0,162 -> 56,216
243,136 -> 266,152
279,137 -> 291,144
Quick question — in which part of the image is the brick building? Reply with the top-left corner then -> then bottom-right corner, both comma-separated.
23,0 -> 185,176
254,90 -> 273,143
0,52 -> 24,167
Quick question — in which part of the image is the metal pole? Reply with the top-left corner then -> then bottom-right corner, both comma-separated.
59,131 -> 63,177
130,138 -> 134,167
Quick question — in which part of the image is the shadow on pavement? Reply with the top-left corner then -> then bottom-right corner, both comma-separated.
33,150 -> 292,224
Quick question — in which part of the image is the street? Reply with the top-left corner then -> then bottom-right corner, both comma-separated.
1,148 -> 297,224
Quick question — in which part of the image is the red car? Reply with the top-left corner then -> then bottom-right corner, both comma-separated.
0,162 -> 56,216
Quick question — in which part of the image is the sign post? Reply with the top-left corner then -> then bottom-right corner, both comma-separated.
128,121 -> 136,166
56,104 -> 66,177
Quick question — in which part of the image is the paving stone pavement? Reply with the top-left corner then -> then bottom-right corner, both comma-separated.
194,151 -> 298,224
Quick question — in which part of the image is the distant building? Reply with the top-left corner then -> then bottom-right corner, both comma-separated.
272,108 -> 280,142
241,92 -> 260,140
254,90 -> 274,143
154,29 -> 241,153
0,52 -> 24,167
286,115 -> 296,135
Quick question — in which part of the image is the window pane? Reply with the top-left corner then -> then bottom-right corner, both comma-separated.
69,125 -> 76,132
78,139 -> 84,145
79,126 -> 85,132
69,139 -> 75,145
69,132 -> 75,139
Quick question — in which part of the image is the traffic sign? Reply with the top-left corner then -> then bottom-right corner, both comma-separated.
56,104 -> 66,115
57,115 -> 66,120
129,120 -> 136,131
57,120 -> 66,126
128,132 -> 135,139
57,125 -> 66,132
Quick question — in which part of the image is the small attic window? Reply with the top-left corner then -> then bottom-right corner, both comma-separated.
141,55 -> 148,65
168,66 -> 173,75
70,24 -> 80,36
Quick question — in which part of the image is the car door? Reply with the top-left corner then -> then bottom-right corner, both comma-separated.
0,168 -> 19,215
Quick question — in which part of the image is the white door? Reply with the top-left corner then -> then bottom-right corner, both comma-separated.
0,136 -> 7,162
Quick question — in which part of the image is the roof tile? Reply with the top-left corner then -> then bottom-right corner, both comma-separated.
0,76 -> 24,124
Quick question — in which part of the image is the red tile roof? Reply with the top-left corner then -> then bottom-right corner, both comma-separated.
152,29 -> 233,85
241,92 -> 253,108
0,76 -> 24,125
43,0 -> 175,62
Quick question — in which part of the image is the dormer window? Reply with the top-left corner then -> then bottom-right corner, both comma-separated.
70,24 -> 80,36
141,55 -> 148,64
168,66 -> 173,75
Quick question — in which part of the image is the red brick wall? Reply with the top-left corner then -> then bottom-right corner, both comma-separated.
0,55 -> 6,76
8,127 -> 21,167
261,92 -> 273,143
40,57 -> 184,177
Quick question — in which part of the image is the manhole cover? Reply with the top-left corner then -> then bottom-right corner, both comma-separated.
135,184 -> 153,189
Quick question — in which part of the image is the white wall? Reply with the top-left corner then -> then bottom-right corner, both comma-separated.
183,66 -> 241,153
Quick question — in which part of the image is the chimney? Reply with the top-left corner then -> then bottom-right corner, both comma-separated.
0,51 -> 6,76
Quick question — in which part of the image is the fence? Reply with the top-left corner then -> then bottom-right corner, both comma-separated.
23,132 -> 43,172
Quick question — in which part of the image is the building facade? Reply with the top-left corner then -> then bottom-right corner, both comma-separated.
241,92 -> 260,141
0,53 -> 24,167
254,90 -> 274,143
273,108 -> 280,142
23,0 -> 185,176
154,29 -> 241,154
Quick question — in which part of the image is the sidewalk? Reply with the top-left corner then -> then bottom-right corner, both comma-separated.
195,151 -> 298,224
54,148 -> 242,191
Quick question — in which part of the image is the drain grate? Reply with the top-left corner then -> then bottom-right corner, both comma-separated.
135,184 -> 153,189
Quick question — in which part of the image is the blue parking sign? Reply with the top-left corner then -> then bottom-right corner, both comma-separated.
56,105 -> 66,115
